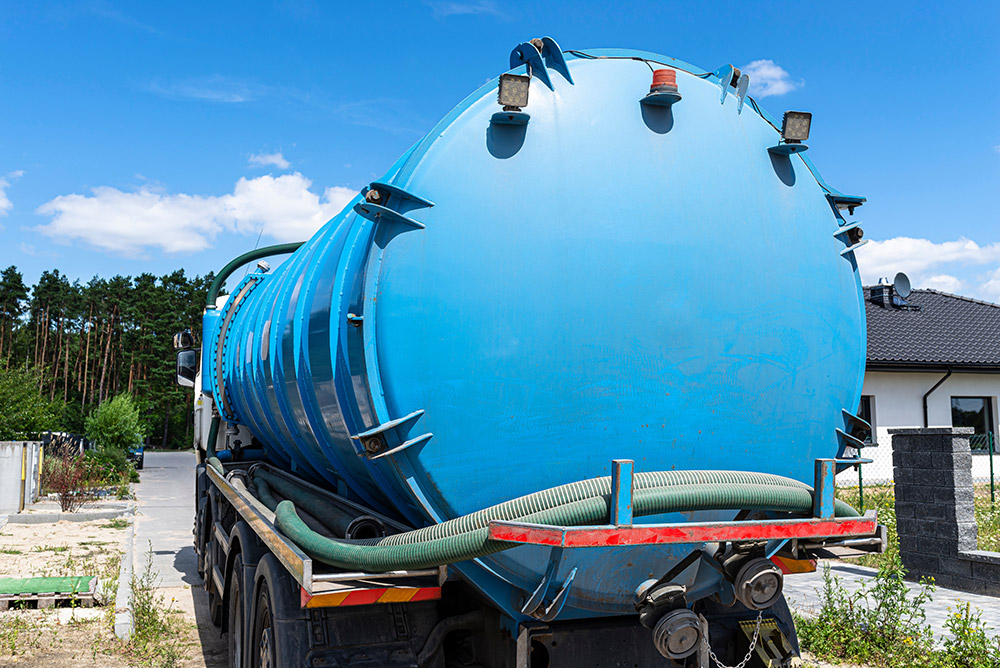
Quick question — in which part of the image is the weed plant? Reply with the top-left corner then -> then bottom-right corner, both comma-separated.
117,546 -> 182,667
797,554 -> 1000,667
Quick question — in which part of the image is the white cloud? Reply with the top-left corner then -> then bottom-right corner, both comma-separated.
856,236 -> 1000,303
0,170 -> 23,221
921,274 -> 965,293
145,75 -> 269,103
0,180 -> 12,218
34,173 -> 357,255
741,59 -> 801,98
249,152 -> 291,170
427,1 -> 504,18
981,268 -> 1000,302
995,144 -> 1000,153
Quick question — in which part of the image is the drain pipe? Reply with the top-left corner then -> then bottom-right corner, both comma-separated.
922,368 -> 952,428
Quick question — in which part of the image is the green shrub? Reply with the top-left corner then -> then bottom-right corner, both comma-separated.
0,366 -> 58,439
85,394 -> 144,454
84,447 -> 129,474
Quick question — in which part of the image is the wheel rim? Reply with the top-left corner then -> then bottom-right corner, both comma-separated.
254,589 -> 274,668
228,558 -> 243,668
259,626 -> 273,668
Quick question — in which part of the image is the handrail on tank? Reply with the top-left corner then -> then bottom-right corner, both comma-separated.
205,242 -> 304,309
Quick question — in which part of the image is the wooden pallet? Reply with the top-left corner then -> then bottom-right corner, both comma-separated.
0,576 -> 96,610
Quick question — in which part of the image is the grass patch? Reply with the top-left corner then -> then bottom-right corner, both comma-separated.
0,547 -> 22,555
837,482 -> 1000,569
974,489 -> 1000,552
796,554 -> 1000,667
101,519 -> 130,530
32,545 -> 71,553
114,545 -> 182,667
0,613 -> 44,656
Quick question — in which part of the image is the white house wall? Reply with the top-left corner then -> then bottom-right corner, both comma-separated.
848,371 -> 1000,486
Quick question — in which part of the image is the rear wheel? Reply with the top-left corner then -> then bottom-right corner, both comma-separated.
205,540 -> 223,627
251,585 -> 275,668
227,554 -> 245,668
248,555 -> 308,668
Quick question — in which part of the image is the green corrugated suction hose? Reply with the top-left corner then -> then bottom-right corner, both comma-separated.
255,469 -> 858,572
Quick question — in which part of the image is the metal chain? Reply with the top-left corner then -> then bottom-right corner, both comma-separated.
704,610 -> 763,668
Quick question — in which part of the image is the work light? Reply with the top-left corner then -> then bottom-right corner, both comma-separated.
498,73 -> 530,110
781,111 -> 812,143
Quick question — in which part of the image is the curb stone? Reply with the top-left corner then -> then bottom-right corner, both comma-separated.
113,508 -> 136,640
8,506 -> 132,524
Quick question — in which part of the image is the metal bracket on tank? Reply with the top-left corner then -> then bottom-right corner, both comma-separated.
836,408 -> 873,451
833,221 -> 868,256
509,36 -> 573,91
826,193 -> 866,216
352,409 -> 433,460
353,181 -> 434,248
520,546 -> 577,622
714,64 -> 735,104
736,73 -> 750,113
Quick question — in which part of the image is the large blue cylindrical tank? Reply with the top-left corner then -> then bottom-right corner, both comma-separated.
204,46 -> 866,618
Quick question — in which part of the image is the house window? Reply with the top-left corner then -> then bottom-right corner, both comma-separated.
858,395 -> 875,445
951,396 -> 995,453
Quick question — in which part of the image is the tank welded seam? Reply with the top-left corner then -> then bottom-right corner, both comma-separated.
215,276 -> 263,422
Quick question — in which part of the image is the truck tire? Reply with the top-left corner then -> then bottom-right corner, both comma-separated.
226,523 -> 266,668
250,555 -> 309,668
228,554 -> 246,668
206,542 -> 223,627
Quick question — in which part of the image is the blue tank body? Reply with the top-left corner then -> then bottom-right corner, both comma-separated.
204,46 -> 866,619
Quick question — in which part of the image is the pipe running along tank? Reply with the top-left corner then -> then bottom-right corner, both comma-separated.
202,42 -> 868,619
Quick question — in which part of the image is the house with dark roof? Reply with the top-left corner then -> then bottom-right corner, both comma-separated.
859,285 -> 1000,483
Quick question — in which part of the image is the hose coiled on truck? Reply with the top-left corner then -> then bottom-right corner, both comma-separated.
250,468 -> 858,572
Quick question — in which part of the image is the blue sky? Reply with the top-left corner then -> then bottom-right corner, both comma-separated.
2,1 -> 998,298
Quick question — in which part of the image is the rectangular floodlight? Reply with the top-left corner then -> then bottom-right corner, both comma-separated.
498,73 -> 530,109
781,111 -> 812,143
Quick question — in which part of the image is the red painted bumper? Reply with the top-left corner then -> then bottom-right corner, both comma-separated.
488,514 -> 878,548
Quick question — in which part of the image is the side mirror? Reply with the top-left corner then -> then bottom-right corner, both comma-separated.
173,330 -> 196,350
176,350 -> 198,388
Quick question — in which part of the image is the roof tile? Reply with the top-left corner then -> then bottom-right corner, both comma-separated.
866,288 -> 1000,367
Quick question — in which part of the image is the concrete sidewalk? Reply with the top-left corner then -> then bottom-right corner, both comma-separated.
785,561 -> 1000,643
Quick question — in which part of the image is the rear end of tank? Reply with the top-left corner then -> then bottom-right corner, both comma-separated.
192,39 -> 875,668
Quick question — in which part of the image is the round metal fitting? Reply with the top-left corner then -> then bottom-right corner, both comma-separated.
734,558 -> 784,610
651,608 -> 702,660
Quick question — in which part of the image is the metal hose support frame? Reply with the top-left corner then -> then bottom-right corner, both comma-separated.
205,242 -> 304,309
251,469 -> 858,572
254,469 -> 385,539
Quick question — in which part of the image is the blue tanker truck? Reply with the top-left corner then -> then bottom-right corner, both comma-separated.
175,38 -> 883,668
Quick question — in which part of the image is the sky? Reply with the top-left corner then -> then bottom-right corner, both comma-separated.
1,1 -> 998,299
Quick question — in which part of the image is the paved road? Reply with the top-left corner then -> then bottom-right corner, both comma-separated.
134,450 -> 201,587
786,562 -> 1000,644
134,450 -> 226,668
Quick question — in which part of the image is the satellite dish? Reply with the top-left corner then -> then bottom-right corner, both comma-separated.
893,272 -> 911,299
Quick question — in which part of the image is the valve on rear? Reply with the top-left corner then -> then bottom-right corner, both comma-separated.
734,557 -> 784,610
636,581 -> 702,660
652,608 -> 702,660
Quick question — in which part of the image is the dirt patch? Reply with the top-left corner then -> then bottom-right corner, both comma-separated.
0,610 -> 130,667
0,519 -> 128,581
